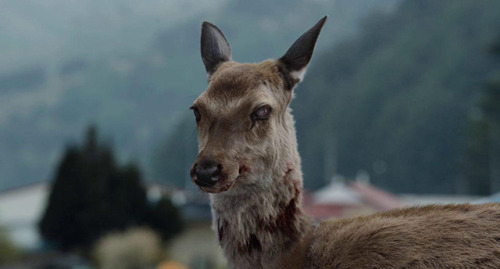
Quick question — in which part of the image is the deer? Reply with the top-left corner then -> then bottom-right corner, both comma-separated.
189,16 -> 500,269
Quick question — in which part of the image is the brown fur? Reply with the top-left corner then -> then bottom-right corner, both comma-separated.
276,204 -> 500,269
192,18 -> 500,269
304,204 -> 500,269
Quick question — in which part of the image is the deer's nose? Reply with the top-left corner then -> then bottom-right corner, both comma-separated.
193,159 -> 221,187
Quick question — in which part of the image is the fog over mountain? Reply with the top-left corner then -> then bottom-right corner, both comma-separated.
0,0 -> 400,190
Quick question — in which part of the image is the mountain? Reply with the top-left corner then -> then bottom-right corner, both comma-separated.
156,0 -> 500,195
294,0 -> 500,193
0,0 -> 399,190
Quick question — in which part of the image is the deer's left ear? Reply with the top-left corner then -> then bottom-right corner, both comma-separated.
201,22 -> 231,77
279,16 -> 327,89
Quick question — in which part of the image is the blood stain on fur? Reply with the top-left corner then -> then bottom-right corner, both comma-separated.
218,218 -> 226,243
238,234 -> 262,254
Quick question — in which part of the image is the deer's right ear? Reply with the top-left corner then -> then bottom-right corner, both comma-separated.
201,22 -> 231,77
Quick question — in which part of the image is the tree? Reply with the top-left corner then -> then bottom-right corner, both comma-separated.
482,77 -> 500,124
461,118 -> 491,194
39,125 -> 183,254
147,197 -> 183,242
479,42 -> 500,193
462,37 -> 500,194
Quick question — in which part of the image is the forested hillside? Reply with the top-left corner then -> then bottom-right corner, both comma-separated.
294,0 -> 500,193
156,0 -> 500,194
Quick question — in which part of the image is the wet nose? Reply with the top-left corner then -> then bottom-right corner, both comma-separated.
193,159 -> 221,187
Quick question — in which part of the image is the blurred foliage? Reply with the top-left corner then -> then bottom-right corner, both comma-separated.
39,125 -> 183,254
0,224 -> 20,263
148,197 -> 184,242
156,0 -> 500,194
482,76 -> 500,123
461,119 -> 491,194
463,41 -> 500,194
93,227 -> 163,269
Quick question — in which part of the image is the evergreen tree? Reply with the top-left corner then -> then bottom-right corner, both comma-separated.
147,197 -> 184,242
39,125 -> 183,253
462,37 -> 500,194
480,40 -> 500,193
482,77 -> 500,123
462,118 -> 491,194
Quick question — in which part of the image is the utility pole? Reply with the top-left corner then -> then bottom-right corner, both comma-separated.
490,124 -> 500,194
324,135 -> 338,185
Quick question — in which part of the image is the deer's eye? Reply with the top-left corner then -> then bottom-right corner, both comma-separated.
191,107 -> 201,122
251,105 -> 272,121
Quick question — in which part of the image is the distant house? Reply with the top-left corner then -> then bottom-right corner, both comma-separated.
0,181 -> 49,250
303,179 -> 408,220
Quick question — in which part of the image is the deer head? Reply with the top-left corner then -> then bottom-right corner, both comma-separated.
190,17 -> 327,194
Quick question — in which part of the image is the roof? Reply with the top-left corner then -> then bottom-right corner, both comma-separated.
0,180 -> 48,196
305,180 -> 407,219
313,181 -> 361,205
311,180 -> 407,210
349,181 -> 408,210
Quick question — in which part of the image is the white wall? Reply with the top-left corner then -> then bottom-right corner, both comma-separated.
0,183 -> 49,249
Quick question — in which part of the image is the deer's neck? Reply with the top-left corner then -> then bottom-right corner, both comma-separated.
210,159 -> 312,269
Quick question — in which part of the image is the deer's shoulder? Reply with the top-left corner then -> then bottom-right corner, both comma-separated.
305,203 -> 500,269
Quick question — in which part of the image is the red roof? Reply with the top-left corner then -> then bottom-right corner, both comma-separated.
303,180 -> 407,220
349,181 -> 408,210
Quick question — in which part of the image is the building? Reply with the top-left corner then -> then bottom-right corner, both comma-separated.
0,181 -> 48,250
303,179 -> 408,220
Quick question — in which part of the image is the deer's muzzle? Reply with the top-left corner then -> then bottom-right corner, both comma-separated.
191,158 -> 234,193
192,159 -> 220,186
